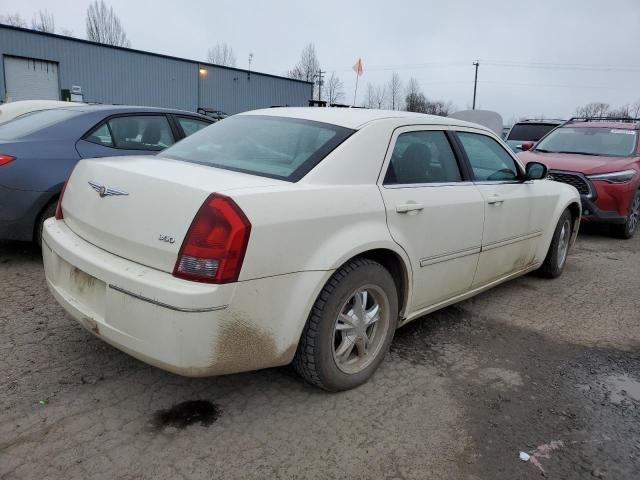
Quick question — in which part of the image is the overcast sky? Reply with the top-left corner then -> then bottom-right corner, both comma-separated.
3,0 -> 640,121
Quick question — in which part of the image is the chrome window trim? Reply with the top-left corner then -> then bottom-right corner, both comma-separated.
383,181 -> 475,189
109,284 -> 228,313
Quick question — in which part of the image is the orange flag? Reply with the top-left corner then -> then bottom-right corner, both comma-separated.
352,58 -> 364,76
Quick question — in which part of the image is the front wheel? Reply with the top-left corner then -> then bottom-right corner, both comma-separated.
612,190 -> 640,239
293,258 -> 398,391
535,209 -> 573,278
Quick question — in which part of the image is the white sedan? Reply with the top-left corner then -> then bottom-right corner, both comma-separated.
42,108 -> 580,391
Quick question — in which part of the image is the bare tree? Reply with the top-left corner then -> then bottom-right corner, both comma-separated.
326,72 -> 344,105
207,43 -> 237,67
287,43 -> 321,97
0,13 -> 27,27
363,83 -> 375,108
607,104 -> 630,118
575,102 -> 610,118
31,10 -> 55,33
405,77 -> 425,112
86,0 -> 131,47
423,100 -> 453,116
373,84 -> 387,109
387,72 -> 403,110
631,100 -> 640,119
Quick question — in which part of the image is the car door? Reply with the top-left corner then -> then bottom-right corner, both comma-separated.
453,128 -> 558,287
379,127 -> 485,313
75,114 -> 177,158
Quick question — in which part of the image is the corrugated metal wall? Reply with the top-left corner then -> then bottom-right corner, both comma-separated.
0,26 -> 312,114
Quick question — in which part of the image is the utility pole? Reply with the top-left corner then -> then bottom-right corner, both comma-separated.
316,69 -> 325,102
472,61 -> 479,110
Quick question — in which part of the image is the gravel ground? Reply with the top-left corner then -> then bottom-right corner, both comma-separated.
1,227 -> 639,479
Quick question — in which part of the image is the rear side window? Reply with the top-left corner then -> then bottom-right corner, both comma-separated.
177,117 -> 210,137
85,123 -> 113,147
457,132 -> 520,181
160,115 -> 354,181
384,130 -> 462,184
108,115 -> 175,150
507,123 -> 558,141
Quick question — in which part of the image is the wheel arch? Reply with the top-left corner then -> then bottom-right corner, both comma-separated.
32,191 -> 61,242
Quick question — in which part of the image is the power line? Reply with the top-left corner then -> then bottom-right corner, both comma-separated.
324,60 -> 640,74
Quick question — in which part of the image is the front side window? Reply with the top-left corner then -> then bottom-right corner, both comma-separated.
384,130 -> 462,184
457,132 -> 520,181
177,117 -> 210,137
160,115 -> 354,181
108,115 -> 175,150
535,127 -> 637,157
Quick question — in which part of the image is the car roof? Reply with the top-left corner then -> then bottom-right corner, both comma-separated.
240,107 -> 492,131
513,119 -> 565,125
54,104 -> 207,118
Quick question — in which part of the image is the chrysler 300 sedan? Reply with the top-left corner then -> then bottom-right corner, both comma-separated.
42,108 -> 581,391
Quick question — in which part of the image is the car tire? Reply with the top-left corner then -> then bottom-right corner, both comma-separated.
35,201 -> 56,248
612,190 -> 640,240
293,258 -> 398,392
535,209 -> 573,279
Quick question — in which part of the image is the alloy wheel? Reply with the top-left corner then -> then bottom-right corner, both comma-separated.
332,285 -> 390,375
557,218 -> 571,268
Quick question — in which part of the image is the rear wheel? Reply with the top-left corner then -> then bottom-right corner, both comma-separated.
535,209 -> 572,278
35,202 -> 56,248
293,258 -> 398,391
612,190 -> 640,239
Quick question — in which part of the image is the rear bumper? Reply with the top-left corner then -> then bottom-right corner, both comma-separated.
42,219 -> 326,377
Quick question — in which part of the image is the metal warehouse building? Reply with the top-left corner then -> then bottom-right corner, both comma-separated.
0,25 -> 312,114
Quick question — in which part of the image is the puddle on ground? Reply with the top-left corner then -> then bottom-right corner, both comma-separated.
154,400 -> 221,429
605,374 -> 640,404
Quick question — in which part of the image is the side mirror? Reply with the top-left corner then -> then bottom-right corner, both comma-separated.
525,161 -> 548,180
519,141 -> 535,151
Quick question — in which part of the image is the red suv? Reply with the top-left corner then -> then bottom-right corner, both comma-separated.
519,117 -> 640,238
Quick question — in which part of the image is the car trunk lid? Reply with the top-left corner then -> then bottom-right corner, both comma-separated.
61,155 -> 282,273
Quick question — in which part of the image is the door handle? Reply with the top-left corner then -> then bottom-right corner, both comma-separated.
396,203 -> 424,213
487,194 -> 504,205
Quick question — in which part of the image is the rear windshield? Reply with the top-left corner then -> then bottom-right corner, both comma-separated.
0,109 -> 82,140
535,127 -> 638,157
160,115 -> 354,181
507,123 -> 558,141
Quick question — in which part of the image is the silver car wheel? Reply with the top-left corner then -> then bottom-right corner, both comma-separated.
332,285 -> 390,375
557,218 -> 571,268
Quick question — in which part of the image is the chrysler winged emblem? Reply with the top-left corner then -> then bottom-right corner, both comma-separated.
88,181 -> 129,198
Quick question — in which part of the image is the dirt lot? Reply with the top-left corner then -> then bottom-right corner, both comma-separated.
1,228 -> 639,479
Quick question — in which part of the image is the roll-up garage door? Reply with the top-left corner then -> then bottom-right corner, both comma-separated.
4,56 -> 59,101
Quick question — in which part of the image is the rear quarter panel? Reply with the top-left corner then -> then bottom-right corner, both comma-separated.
231,183 -> 408,280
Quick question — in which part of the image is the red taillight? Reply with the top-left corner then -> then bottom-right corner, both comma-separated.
0,154 -> 15,166
54,181 -> 68,220
173,193 -> 251,284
